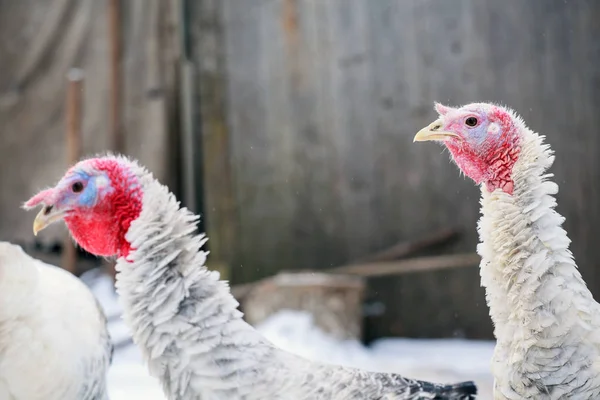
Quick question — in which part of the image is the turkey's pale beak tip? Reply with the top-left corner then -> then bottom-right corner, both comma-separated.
32,206 -> 63,236
33,218 -> 44,236
413,120 -> 459,142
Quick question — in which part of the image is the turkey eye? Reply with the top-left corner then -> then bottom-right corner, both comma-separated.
465,117 -> 478,127
71,181 -> 84,193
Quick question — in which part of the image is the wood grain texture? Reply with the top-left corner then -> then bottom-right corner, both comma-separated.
193,0 -> 600,339
188,0 -> 238,280
243,272 -> 366,341
62,69 -> 83,274
4,0 -> 599,339
0,0 -> 179,248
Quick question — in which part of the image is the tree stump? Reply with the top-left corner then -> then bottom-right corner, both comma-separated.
242,271 -> 366,341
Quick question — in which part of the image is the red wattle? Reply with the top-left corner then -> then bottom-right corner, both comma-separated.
65,159 -> 143,258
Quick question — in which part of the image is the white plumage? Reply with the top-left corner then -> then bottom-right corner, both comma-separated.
477,124 -> 600,399
416,103 -> 600,399
0,241 -> 112,400
25,155 -> 477,400
115,157 -> 477,400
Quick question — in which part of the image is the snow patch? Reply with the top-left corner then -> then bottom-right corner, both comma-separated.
84,271 -> 495,400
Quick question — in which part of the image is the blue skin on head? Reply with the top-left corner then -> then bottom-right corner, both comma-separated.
459,106 -> 505,149
456,111 -> 501,154
57,169 -> 112,209
469,123 -> 488,145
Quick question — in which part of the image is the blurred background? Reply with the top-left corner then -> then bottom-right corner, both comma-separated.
1,0 -> 599,399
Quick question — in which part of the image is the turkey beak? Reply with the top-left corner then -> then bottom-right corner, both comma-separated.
33,205 -> 65,236
413,120 -> 460,142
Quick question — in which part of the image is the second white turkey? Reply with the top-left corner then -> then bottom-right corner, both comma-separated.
0,241 -> 112,400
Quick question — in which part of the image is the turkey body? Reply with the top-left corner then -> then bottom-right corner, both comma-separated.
414,102 -> 600,399
0,242 -> 112,400
24,155 -> 477,400
477,130 -> 600,399
115,157 -> 477,400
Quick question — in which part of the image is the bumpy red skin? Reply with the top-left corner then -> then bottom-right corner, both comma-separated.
25,159 -> 143,258
27,105 -> 521,259
65,159 -> 143,257
442,106 -> 521,195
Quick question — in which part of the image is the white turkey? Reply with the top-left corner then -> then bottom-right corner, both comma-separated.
0,241 -> 112,400
414,102 -> 600,399
24,155 -> 477,399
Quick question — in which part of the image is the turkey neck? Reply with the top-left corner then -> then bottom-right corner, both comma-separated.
114,174 -> 271,398
477,129 -> 600,376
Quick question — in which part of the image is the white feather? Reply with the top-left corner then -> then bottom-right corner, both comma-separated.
475,123 -> 600,399
0,242 -> 112,400
102,156 -> 476,400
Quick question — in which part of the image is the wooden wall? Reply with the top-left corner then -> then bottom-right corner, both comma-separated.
2,0 -> 598,340
192,0 -> 600,340
0,0 -> 180,246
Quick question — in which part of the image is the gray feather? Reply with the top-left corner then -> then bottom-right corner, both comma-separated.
105,156 -> 477,400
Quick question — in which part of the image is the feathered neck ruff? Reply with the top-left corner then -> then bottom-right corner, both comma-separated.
113,162 -> 269,398
477,127 -> 600,397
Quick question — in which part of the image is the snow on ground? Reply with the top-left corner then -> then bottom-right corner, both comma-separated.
81,269 -> 167,400
83,270 -> 495,400
256,311 -> 495,397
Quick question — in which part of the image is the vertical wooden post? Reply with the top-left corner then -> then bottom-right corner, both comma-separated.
189,0 -> 236,281
178,0 -> 198,215
108,0 -> 124,153
63,68 -> 84,275
107,0 -> 124,280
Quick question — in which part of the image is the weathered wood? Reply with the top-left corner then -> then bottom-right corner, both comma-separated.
62,68 -> 83,275
230,227 -> 465,300
332,253 -> 480,277
356,228 -> 460,263
231,252 -> 479,301
176,0 -> 198,215
105,0 -> 124,281
243,272 -> 366,341
198,0 -> 600,340
4,0 -> 600,340
0,0 -> 179,247
188,0 -> 238,280
107,0 -> 124,154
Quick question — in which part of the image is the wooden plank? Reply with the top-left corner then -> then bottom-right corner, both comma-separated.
327,0 -> 378,260
279,0 -> 348,270
356,228 -> 460,263
332,253 -> 479,277
105,0 -> 124,281
62,68 -> 83,275
365,0 -> 489,340
177,0 -> 198,215
231,252 -> 479,301
189,0 -> 240,280
107,0 -> 124,154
